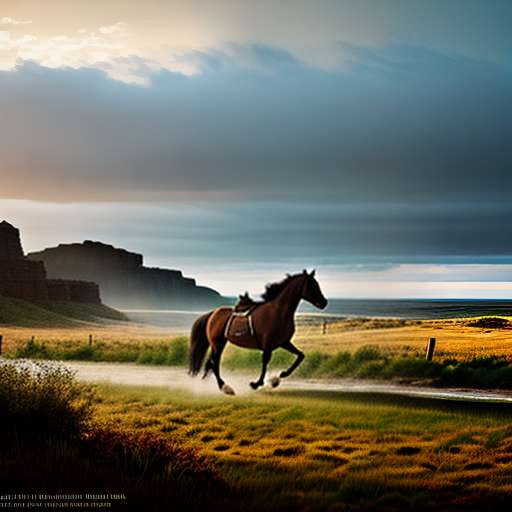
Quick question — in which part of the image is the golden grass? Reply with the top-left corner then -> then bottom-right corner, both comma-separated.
0,323 -> 171,344
92,383 -> 512,509
3,315 -> 512,362
295,318 -> 512,360
0,323 -> 172,359
291,316 -> 512,362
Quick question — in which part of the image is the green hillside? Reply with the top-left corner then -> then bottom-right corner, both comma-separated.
0,295 -> 128,327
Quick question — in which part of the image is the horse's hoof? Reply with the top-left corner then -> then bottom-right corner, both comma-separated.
249,381 -> 260,390
221,384 -> 235,395
269,376 -> 281,388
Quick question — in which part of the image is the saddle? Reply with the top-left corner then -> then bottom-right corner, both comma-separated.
224,293 -> 263,346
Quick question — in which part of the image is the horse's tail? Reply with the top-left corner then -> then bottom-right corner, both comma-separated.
189,311 -> 213,376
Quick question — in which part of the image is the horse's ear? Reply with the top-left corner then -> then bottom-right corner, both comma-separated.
302,269 -> 307,275
310,269 -> 316,277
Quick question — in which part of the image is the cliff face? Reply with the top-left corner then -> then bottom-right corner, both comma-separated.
0,221 -> 101,304
0,221 -> 24,260
46,279 -> 101,304
0,221 -> 48,302
27,241 -> 222,309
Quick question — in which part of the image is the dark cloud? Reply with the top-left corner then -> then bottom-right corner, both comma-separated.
1,43 -> 511,205
2,43 -> 512,274
6,200 -> 512,267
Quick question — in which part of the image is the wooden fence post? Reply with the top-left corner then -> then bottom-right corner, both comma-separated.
426,337 -> 436,361
322,321 -> 327,335
0,335 -> 3,355
88,334 -> 93,347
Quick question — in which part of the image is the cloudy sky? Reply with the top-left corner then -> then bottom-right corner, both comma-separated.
1,0 -> 512,298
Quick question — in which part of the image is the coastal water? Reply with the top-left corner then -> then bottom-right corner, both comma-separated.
299,298 -> 512,319
123,299 -> 512,330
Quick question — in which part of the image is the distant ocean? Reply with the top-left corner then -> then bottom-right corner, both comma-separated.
299,298 -> 512,319
124,299 -> 512,330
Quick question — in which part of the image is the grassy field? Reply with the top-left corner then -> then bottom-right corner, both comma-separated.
4,316 -> 512,388
4,303 -> 512,508
91,382 -> 512,510
3,355 -> 512,510
0,295 -> 128,327
295,316 -> 512,360
3,315 -> 512,359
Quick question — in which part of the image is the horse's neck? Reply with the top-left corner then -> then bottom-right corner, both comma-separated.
274,277 -> 304,316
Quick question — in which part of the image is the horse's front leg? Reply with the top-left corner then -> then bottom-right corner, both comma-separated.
250,349 -> 272,389
279,341 -> 304,379
211,338 -> 235,395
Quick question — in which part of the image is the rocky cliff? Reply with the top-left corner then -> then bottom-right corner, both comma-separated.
0,221 -> 101,304
27,241 -> 222,309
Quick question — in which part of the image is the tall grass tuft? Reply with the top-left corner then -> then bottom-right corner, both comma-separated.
84,424 -> 220,485
0,359 -> 93,438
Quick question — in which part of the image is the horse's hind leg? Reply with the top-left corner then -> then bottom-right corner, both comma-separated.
202,351 -> 213,379
211,338 -> 235,395
279,341 -> 304,379
250,349 -> 272,390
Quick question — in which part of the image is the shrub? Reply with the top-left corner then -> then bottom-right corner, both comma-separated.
0,360 -> 226,510
464,356 -> 508,370
356,361 -> 387,379
0,360 -> 93,438
322,351 -> 352,376
466,317 -> 511,329
353,345 -> 383,363
384,357 -> 442,379
440,365 -> 474,386
136,339 -> 190,366
495,366 -> 512,388
137,345 -> 168,365
64,345 -> 96,361
297,351 -> 329,377
14,338 -> 50,359
166,337 -> 188,365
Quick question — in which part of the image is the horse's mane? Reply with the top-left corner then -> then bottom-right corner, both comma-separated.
261,273 -> 303,302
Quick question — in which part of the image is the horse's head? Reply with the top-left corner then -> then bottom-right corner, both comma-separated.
301,269 -> 328,310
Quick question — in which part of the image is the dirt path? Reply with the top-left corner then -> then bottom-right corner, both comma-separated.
64,361 -> 512,404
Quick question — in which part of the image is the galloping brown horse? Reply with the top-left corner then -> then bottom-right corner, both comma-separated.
189,270 -> 327,394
